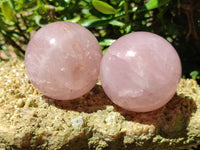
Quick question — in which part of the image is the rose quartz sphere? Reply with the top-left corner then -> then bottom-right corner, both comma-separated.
25,21 -> 102,100
100,32 -> 182,112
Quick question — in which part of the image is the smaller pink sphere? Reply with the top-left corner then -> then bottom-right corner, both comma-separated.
25,21 -> 102,100
100,32 -> 182,112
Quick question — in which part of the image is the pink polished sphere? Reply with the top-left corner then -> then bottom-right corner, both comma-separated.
25,21 -> 102,100
100,32 -> 182,112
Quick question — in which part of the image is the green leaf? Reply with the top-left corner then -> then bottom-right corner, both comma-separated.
0,18 -> 7,31
109,20 -> 125,27
92,0 -> 117,15
55,6 -> 65,12
145,0 -> 171,10
81,18 -> 101,27
166,37 -> 173,43
118,1 -> 125,8
67,15 -> 81,23
26,27 -> 35,33
190,71 -> 200,80
35,15 -> 44,27
14,48 -> 24,58
102,48 -> 108,55
82,18 -> 112,28
125,24 -> 132,33
99,39 -> 116,47
1,0 -> 16,22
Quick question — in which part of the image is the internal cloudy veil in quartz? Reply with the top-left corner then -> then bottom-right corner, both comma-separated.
25,21 -> 102,100
100,32 -> 182,112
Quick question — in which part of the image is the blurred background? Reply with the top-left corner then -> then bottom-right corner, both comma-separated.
0,0 -> 199,81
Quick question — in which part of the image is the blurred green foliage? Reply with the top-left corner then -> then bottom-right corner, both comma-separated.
0,0 -> 200,78
190,70 -> 200,80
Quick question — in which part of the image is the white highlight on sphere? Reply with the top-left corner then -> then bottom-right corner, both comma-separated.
100,31 -> 182,112
25,21 -> 102,100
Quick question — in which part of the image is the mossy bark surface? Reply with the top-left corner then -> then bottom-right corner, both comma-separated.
0,58 -> 200,150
